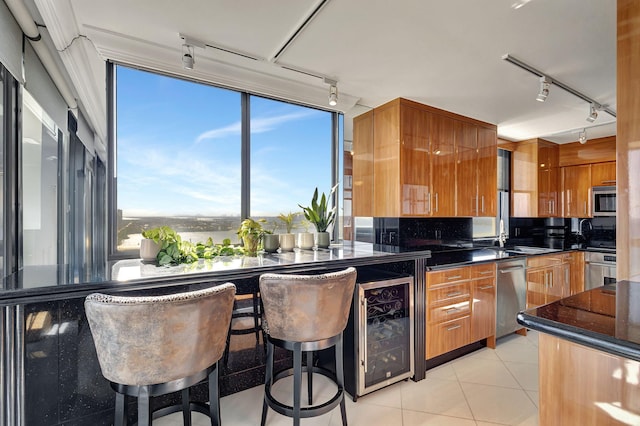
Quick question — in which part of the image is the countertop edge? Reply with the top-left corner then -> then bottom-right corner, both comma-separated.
517,310 -> 640,363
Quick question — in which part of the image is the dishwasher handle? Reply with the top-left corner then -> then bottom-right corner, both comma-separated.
499,265 -> 525,273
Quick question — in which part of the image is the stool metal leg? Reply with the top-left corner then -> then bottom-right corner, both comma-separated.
209,363 -> 221,426
336,333 -> 347,426
261,340 -> 274,426
115,392 -> 126,426
293,342 -> 302,426
182,388 -> 191,426
306,351 -> 313,405
138,385 -> 151,426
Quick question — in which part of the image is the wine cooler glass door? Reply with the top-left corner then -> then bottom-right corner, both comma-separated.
359,277 -> 414,394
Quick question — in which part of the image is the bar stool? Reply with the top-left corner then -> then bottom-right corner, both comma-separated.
85,283 -> 236,426
259,267 -> 357,426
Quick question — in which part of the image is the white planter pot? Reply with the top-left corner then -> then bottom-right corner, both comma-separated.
296,232 -> 314,250
279,233 -> 295,252
140,238 -> 161,262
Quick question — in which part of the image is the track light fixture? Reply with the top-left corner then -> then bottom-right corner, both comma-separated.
182,44 -> 195,70
536,76 -> 551,102
586,103 -> 599,123
324,77 -> 338,106
578,129 -> 587,144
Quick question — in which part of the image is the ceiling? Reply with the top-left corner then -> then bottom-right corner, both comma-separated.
29,0 -> 617,144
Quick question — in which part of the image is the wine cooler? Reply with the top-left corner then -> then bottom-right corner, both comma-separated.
343,270 -> 414,400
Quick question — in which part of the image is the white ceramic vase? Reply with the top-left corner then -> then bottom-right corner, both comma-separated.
140,238 -> 161,262
296,232 -> 314,250
279,233 -> 295,252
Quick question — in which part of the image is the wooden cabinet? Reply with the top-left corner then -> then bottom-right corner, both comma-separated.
562,165 -> 591,217
470,263 -> 496,347
426,262 -> 496,359
477,127 -> 498,217
591,161 -> 616,187
352,110 -> 374,216
352,97 -> 497,218
511,139 -> 559,217
526,253 -> 570,309
430,114 -> 456,216
569,251 -> 585,295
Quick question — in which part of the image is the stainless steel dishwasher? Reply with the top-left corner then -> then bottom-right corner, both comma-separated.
496,258 -> 527,338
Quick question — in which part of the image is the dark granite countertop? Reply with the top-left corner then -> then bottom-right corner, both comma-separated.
0,242 -> 431,305
517,281 -> 640,362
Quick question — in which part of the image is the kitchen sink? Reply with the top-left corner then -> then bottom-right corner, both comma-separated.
485,246 -> 560,256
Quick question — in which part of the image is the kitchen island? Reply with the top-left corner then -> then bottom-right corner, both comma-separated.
517,281 -> 640,425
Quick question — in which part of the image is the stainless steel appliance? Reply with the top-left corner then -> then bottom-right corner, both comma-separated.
585,250 -> 617,289
496,258 -> 527,338
592,186 -> 616,217
344,271 -> 414,400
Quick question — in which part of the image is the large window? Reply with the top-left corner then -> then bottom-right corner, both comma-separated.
114,65 -> 339,255
250,95 -> 332,231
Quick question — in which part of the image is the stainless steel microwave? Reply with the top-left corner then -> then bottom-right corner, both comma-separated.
592,186 -> 616,217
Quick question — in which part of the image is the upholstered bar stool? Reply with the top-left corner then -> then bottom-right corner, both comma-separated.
259,267 -> 357,426
85,283 -> 236,426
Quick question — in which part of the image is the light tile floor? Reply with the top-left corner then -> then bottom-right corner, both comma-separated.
157,330 -> 540,426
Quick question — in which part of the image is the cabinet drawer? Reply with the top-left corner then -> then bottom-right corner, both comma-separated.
427,267 -> 470,287
471,263 -> 495,278
428,282 -> 471,305
526,254 -> 565,268
426,316 -> 470,359
428,298 -> 471,323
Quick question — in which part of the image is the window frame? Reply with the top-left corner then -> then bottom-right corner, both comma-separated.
106,62 -> 342,259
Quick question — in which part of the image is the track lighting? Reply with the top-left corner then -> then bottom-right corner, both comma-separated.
536,76 -> 551,102
182,44 -> 195,69
586,103 -> 598,123
578,129 -> 587,144
324,77 -> 338,106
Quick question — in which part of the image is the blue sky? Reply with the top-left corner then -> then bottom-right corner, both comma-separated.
116,66 -> 336,218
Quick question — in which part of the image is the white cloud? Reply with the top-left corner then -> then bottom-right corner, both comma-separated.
195,110 -> 318,143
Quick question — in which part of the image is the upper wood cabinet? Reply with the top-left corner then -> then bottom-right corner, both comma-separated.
511,139 -> 559,218
430,114 -> 456,216
352,97 -> 497,218
352,110 -> 374,217
562,164 -> 592,218
591,161 -> 616,187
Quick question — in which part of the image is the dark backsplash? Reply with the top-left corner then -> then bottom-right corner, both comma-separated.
372,217 -> 473,252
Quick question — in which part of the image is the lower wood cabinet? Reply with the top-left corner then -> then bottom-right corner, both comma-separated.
426,262 -> 496,359
526,253 -> 571,309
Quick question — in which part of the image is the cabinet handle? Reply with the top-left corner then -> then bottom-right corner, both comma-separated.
479,285 -> 494,290
478,270 -> 494,275
361,295 -> 368,373
446,290 -> 463,297
447,325 -> 462,331
548,272 -> 553,288
428,192 -> 432,214
435,193 -> 439,212
481,196 -> 485,213
445,307 -> 459,313
446,276 -> 463,281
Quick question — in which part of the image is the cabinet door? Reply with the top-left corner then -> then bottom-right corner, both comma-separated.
570,251 -> 585,295
400,106 -> 431,216
477,127 -> 497,217
562,165 -> 591,217
426,316 -> 470,359
471,277 -> 496,342
456,122 -> 478,217
373,103 -> 401,217
546,265 -> 567,303
591,162 -> 616,187
538,142 -> 559,217
430,114 -> 456,216
352,110 -> 374,217
511,141 -> 538,217
526,268 -> 547,309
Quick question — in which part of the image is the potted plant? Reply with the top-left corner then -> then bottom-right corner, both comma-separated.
277,212 -> 298,252
296,219 -> 315,250
236,218 -> 266,256
140,226 -> 180,262
299,184 -> 338,249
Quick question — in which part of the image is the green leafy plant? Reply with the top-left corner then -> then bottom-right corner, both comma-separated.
141,226 -> 180,245
236,218 -> 266,256
298,184 -> 338,233
277,212 -> 299,234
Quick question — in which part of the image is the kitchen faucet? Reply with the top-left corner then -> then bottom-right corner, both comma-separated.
497,219 -> 507,248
